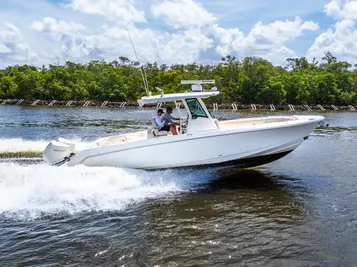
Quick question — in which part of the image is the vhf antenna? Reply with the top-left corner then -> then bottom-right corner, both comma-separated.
127,28 -> 150,96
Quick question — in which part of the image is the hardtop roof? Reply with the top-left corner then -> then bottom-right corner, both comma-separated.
138,90 -> 220,105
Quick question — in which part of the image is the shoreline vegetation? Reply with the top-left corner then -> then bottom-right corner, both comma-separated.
1,52 -> 357,108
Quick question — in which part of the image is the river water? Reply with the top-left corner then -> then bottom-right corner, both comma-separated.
0,106 -> 356,267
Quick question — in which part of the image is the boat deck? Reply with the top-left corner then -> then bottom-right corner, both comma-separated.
89,116 -> 314,148
218,116 -> 299,129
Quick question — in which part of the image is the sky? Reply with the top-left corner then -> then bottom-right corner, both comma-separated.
0,0 -> 357,68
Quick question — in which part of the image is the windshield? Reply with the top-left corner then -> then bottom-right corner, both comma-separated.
186,98 -> 208,119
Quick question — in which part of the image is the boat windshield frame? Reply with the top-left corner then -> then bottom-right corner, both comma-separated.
185,98 -> 208,119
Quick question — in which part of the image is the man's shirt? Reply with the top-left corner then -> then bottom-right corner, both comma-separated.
162,113 -> 175,125
154,115 -> 165,128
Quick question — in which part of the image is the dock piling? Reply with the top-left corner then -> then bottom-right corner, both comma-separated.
288,104 -> 295,111
1,99 -> 10,105
304,105 -> 312,111
31,100 -> 40,106
48,100 -> 57,106
317,104 -> 325,111
331,105 -> 338,111
66,100 -> 73,107
101,101 -> 108,107
15,99 -> 24,105
175,102 -> 182,109
213,103 -> 219,111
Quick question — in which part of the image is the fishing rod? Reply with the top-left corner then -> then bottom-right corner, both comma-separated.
126,28 -> 150,96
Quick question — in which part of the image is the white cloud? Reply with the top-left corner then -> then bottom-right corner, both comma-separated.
66,0 -> 146,24
152,0 -> 216,29
30,17 -> 88,61
0,22 -> 36,64
247,17 -> 319,44
0,0 -> 325,67
213,26 -> 243,56
324,0 -> 357,21
211,17 -> 319,64
0,43 -> 11,54
31,17 -> 84,40
308,19 -> 357,62
324,0 -> 343,19
80,26 -> 160,62
60,26 -> 214,64
307,0 -> 357,63
159,28 -> 214,62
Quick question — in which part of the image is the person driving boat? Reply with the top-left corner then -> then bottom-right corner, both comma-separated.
162,106 -> 179,135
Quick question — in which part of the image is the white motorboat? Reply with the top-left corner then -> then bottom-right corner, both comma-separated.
43,80 -> 324,170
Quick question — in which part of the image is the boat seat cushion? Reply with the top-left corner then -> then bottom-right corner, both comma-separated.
154,130 -> 168,136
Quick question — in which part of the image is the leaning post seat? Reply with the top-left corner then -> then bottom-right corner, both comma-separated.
151,118 -> 169,137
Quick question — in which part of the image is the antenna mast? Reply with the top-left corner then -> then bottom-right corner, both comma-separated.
127,28 -> 150,96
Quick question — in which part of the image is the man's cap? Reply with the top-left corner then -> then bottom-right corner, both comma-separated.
157,108 -> 164,113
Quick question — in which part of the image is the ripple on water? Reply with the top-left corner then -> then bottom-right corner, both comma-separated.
0,108 -> 357,266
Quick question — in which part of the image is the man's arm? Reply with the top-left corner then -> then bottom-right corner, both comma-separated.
155,116 -> 165,127
169,114 -> 180,124
168,114 -> 180,122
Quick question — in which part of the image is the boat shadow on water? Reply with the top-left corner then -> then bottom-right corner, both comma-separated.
114,168 -> 315,267
142,167 -> 311,223
204,168 -> 297,191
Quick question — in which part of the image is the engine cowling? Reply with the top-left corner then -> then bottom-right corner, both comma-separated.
43,139 -> 75,165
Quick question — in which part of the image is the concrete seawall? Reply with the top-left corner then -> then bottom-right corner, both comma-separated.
1,99 -> 356,111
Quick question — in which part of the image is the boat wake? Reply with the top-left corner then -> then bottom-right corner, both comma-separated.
314,126 -> 357,134
0,138 -> 90,159
0,162 -> 213,221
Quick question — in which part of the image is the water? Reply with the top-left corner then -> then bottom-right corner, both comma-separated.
0,106 -> 357,266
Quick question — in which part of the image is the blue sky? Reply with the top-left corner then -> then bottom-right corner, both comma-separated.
1,0 -> 356,67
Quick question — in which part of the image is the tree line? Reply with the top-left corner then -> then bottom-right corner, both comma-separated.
0,52 -> 356,105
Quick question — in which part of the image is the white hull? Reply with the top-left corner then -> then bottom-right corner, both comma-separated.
56,115 -> 323,170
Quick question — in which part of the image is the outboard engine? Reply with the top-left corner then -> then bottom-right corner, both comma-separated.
317,120 -> 329,128
43,138 -> 75,166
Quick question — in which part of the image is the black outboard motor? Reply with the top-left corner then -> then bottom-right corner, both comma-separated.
318,120 -> 329,128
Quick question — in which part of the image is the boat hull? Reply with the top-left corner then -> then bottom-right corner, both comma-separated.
66,116 -> 322,170
187,150 -> 293,169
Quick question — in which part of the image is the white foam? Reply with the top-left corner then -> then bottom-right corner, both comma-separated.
0,138 -> 91,156
0,163 -> 182,220
0,138 -> 48,153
